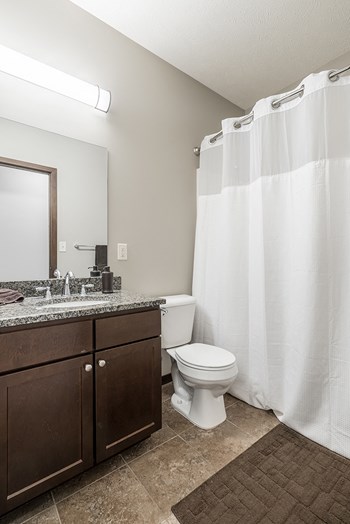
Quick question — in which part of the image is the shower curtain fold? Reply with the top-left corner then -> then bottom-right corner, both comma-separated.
192,70 -> 350,458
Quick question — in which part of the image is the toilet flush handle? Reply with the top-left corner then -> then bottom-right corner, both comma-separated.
160,307 -> 168,316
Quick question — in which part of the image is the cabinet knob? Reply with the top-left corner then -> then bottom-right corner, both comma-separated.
84,364 -> 93,372
98,359 -> 106,368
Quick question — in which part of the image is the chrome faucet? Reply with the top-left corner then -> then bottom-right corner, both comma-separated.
62,271 -> 75,296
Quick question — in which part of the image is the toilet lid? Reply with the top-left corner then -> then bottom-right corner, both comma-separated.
175,343 -> 236,370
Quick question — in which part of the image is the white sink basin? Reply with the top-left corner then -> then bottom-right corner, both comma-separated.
39,300 -> 109,310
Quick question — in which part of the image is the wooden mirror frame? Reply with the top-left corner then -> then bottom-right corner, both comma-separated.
0,156 -> 57,278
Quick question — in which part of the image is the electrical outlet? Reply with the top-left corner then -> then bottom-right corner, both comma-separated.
117,243 -> 128,260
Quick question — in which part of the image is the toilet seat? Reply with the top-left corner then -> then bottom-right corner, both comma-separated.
174,343 -> 236,371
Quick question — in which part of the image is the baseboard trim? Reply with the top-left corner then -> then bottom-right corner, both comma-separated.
161,373 -> 172,385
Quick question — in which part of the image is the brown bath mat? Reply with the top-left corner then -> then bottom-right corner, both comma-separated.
172,424 -> 350,523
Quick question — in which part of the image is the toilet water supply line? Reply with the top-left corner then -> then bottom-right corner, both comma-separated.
193,64 -> 350,156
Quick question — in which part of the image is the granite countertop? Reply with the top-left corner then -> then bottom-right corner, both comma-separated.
0,291 -> 166,329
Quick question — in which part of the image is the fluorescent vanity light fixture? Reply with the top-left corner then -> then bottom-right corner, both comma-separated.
0,44 -> 111,112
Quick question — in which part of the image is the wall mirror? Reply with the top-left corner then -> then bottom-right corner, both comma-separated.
0,117 -> 108,281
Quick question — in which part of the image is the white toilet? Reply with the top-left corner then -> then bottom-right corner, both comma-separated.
161,295 -> 238,429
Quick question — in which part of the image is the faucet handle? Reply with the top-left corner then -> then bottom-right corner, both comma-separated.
53,268 -> 61,279
81,284 -> 94,296
35,286 -> 52,299
62,271 -> 75,296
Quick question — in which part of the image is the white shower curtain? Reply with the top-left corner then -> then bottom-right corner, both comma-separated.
192,70 -> 350,459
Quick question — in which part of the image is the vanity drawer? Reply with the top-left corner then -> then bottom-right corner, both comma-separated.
0,320 -> 93,373
95,309 -> 161,350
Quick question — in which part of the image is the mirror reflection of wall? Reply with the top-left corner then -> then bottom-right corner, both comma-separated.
0,117 -> 108,280
0,165 -> 50,280
0,159 -> 56,281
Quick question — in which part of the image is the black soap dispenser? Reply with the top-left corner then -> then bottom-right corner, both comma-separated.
102,266 -> 114,294
88,265 -> 101,277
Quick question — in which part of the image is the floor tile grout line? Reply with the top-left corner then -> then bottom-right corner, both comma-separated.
51,489 -> 57,505
16,502 -> 56,524
224,418 -> 256,437
224,401 -> 238,409
176,433 -> 221,475
14,492 -> 57,524
120,454 -> 128,467
172,423 -> 194,436
4,493 -> 56,524
226,417 -> 280,441
122,423 -> 176,463
52,460 -> 127,505
124,462 -> 167,522
125,434 -> 178,465
54,503 -> 62,524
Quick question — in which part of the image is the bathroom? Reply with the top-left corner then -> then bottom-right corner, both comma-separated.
0,0 -> 350,522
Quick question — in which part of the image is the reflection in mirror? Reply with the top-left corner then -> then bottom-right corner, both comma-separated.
0,157 -> 57,280
0,117 -> 108,280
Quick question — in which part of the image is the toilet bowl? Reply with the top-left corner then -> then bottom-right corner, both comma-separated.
161,295 -> 238,429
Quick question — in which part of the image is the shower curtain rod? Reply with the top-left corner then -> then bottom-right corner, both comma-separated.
193,64 -> 350,156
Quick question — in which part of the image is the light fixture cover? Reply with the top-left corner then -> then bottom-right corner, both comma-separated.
0,45 -> 111,112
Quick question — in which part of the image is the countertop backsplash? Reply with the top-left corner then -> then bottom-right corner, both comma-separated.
0,276 -> 122,297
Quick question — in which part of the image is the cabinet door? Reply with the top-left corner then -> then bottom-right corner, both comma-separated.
95,337 -> 161,462
0,355 -> 93,514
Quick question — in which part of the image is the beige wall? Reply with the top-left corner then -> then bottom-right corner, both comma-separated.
0,0 -> 242,296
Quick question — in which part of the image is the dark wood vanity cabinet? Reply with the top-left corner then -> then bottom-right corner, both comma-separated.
95,338 -> 161,462
0,308 -> 161,516
94,310 -> 162,462
0,355 -> 94,514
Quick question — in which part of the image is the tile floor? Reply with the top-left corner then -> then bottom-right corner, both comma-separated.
1,383 -> 279,524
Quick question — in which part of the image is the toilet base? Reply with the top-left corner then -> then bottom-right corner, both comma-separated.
171,390 -> 226,430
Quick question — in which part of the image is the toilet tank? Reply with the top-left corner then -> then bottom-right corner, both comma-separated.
160,295 -> 196,349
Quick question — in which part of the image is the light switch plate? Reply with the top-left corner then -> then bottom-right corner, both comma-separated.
59,241 -> 66,252
117,243 -> 127,260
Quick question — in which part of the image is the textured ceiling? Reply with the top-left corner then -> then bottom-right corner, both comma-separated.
70,0 -> 350,109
